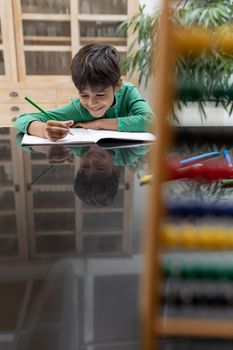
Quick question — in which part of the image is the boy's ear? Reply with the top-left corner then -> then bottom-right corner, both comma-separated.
114,78 -> 122,92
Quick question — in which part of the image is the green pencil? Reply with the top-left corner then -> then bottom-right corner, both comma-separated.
31,165 -> 56,185
25,96 -> 73,135
220,179 -> 233,187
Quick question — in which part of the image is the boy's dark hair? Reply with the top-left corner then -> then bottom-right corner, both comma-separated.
74,170 -> 119,207
71,43 -> 121,91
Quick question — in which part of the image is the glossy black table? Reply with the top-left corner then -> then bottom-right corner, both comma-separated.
0,127 -> 153,350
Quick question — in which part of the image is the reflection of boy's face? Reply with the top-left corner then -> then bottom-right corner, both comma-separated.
78,81 -> 121,118
79,145 -> 114,175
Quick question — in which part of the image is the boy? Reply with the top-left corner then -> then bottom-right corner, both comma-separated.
14,43 -> 154,140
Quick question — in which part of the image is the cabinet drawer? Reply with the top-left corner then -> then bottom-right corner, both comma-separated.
0,89 -> 56,103
0,104 -> 57,120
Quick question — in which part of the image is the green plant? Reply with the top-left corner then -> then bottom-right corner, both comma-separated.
118,1 -> 233,121
117,5 -> 157,87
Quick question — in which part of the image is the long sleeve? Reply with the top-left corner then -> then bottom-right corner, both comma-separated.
14,102 -> 79,133
116,85 -> 154,132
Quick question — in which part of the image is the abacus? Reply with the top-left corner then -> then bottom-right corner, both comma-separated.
141,1 -> 233,349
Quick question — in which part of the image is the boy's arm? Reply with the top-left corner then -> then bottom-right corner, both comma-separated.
27,120 -> 74,141
14,101 -> 78,134
117,86 -> 154,132
14,101 -> 78,140
74,119 -> 117,130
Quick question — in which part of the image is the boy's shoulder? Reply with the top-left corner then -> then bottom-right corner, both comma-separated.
120,81 -> 136,91
117,82 -> 138,97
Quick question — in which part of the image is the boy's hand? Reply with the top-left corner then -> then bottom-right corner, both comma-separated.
47,145 -> 74,164
73,119 -> 117,130
44,120 -> 74,141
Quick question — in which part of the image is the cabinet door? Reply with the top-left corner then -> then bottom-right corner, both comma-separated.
13,0 -> 73,83
0,128 -> 28,261
0,0 -> 17,82
73,0 -> 139,77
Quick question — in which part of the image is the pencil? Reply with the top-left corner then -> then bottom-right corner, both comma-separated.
220,179 -> 233,187
139,174 -> 153,185
25,96 -> 73,135
180,151 -> 220,165
223,149 -> 233,168
31,165 -> 56,185
178,163 -> 203,171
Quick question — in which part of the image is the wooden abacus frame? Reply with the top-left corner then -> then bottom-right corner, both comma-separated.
141,0 -> 174,349
141,1 -> 233,349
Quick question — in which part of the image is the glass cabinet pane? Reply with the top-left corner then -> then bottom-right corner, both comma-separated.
0,215 -> 17,235
82,212 -> 124,232
0,140 -> 12,161
23,20 -> 71,45
36,235 -> 75,254
25,51 -> 71,75
33,189 -> 74,209
22,19 -> 71,76
79,0 -> 127,15
0,191 -> 15,210
21,0 -> 70,14
0,165 -> 14,186
0,239 -> 18,256
34,212 -> 75,231
83,235 -> 122,254
31,164 -> 74,185
0,19 -> 4,75
80,21 -> 127,46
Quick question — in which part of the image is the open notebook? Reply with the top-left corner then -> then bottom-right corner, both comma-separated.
21,128 -> 156,145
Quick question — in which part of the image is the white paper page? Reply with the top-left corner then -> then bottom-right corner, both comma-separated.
86,129 -> 156,142
21,128 -> 94,145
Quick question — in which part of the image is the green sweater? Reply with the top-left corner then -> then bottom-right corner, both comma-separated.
14,83 -> 154,133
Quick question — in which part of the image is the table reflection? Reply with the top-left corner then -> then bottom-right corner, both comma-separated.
0,128 -> 151,261
0,127 -> 152,350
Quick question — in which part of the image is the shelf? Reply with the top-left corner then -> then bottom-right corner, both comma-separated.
0,186 -> 15,192
157,318 -> 233,338
0,234 -> 17,239
21,14 -> 70,21
77,14 -> 128,22
109,46 -> 127,52
0,160 -> 12,165
0,210 -> 16,216
24,35 -> 71,42
33,208 -> 74,214
82,231 -> 124,236
23,45 -> 71,52
82,208 -> 124,213
81,229 -> 124,235
80,36 -> 127,43
32,184 -> 74,190
35,230 -> 75,236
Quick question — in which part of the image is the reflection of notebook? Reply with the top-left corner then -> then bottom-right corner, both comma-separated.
97,139 -> 154,149
21,128 -> 156,146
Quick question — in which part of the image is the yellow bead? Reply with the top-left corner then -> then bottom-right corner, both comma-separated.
161,226 -> 178,248
198,228 -> 213,249
180,225 -> 196,249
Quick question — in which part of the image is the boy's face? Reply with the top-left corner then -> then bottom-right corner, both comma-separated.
78,80 -> 122,118
79,145 -> 114,175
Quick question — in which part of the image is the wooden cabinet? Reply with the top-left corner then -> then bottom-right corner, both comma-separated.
0,0 -> 139,125
0,1 -> 17,82
0,128 -> 28,261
